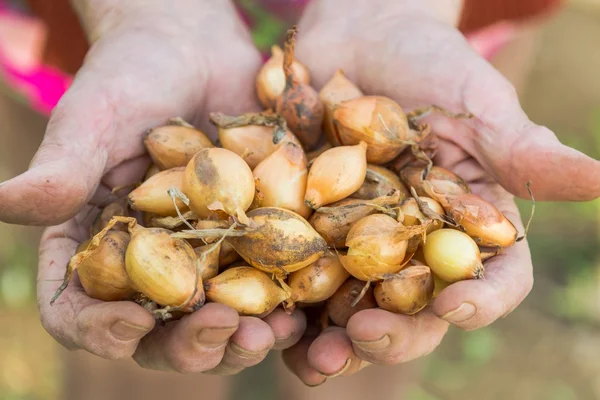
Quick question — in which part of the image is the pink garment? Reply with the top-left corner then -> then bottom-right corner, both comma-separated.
0,0 -> 511,116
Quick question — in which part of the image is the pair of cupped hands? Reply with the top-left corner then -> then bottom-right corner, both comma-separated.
1,0 -> 598,386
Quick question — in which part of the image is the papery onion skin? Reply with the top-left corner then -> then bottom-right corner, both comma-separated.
326,278 -> 377,327
78,230 -> 135,302
340,214 -> 409,281
400,165 -> 471,199
204,266 -> 290,317
194,244 -> 221,281
126,225 -> 203,311
350,164 -> 409,201
288,253 -> 350,304
256,45 -> 310,109
128,167 -> 188,217
144,123 -> 213,170
319,69 -> 363,146
332,96 -> 413,164
305,142 -> 368,209
374,265 -> 434,315
441,193 -> 518,247
182,148 -> 255,224
91,201 -> 129,236
400,197 -> 444,234
227,207 -> 328,275
219,241 -> 241,268
422,228 -> 484,283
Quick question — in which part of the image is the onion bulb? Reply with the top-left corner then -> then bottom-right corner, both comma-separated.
399,197 -> 444,234
128,167 -> 188,217
351,164 -> 409,200
144,164 -> 161,181
309,193 -> 402,248
219,241 -> 241,268
332,95 -> 413,163
441,193 -> 518,247
204,266 -> 291,317
182,148 -> 255,225
76,230 -> 135,301
275,26 -> 324,150
400,165 -> 471,199
305,142 -> 368,209
340,214 -> 426,281
195,244 -> 221,281
210,111 -> 301,169
256,45 -> 310,109
288,253 -> 350,304
91,201 -> 129,236
253,142 -> 311,218
326,278 -> 377,327
226,207 -> 328,276
422,229 -> 484,283
319,69 -> 363,146
433,274 -> 451,299
374,265 -> 434,315
143,118 -> 213,170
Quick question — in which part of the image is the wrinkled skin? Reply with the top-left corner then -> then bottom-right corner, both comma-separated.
280,0 -> 600,386
0,0 -> 598,384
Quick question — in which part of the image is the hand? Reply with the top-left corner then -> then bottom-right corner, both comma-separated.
282,0 -> 600,385
1,0 -> 305,374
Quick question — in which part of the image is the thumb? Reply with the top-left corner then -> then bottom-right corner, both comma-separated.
0,81 -> 108,226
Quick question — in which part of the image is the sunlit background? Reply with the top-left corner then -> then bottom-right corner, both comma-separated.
1,1 -> 599,399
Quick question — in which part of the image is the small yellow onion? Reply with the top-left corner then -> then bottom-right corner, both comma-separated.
309,193 -> 401,248
226,207 -> 328,276
400,165 -> 471,199
253,142 -> 311,218
91,201 -> 129,236
340,214 -> 423,281
128,167 -> 188,217
194,244 -> 221,281
423,229 -> 484,283
351,164 -> 410,200
123,220 -> 204,311
305,142 -> 368,209
332,95 -> 412,163
275,27 -> 324,150
319,69 -> 363,146
204,266 -> 290,317
256,45 -> 310,109
440,193 -> 518,247
143,118 -> 214,170
374,265 -> 434,315
326,278 -> 377,327
182,148 -> 255,224
288,253 -> 350,304
144,164 -> 161,181
211,111 -> 302,169
219,241 -> 241,268
399,197 -> 444,234
76,230 -> 135,301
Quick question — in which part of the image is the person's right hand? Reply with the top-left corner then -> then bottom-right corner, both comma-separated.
0,0 -> 306,375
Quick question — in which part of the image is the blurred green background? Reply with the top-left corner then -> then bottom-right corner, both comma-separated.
1,1 -> 599,399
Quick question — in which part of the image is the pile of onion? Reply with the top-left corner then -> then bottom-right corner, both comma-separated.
50,25 -> 531,338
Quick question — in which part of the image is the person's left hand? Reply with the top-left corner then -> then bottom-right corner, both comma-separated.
281,0 -> 600,386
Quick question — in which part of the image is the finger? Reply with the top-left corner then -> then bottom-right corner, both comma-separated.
346,308 -> 449,365
204,316 -> 275,376
132,303 -> 239,373
282,337 -> 327,387
306,327 -> 365,378
431,186 -> 534,330
263,309 -> 307,350
37,221 -> 155,359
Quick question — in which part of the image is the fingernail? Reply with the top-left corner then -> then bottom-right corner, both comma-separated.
111,320 -> 151,341
352,334 -> 391,352
320,358 -> 352,378
197,326 -> 237,348
441,303 -> 477,323
306,377 -> 328,387
229,342 -> 264,358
